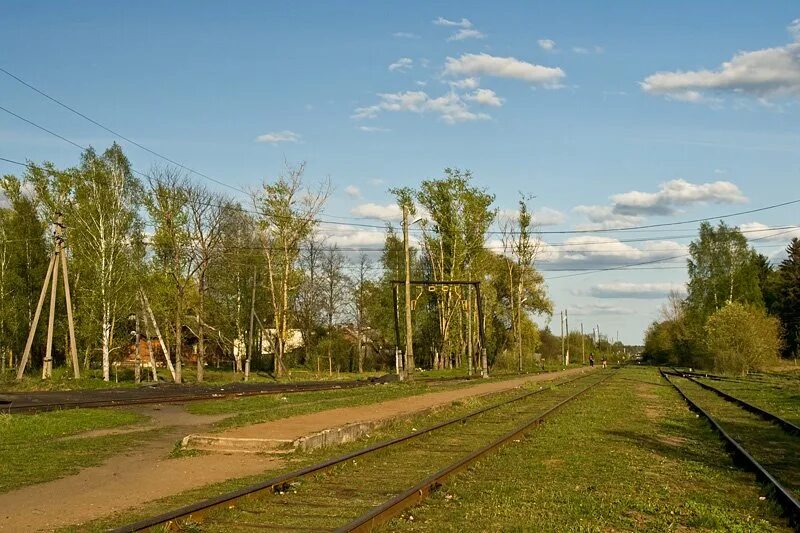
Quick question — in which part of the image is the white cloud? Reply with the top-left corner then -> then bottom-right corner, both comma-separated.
449,77 -> 480,90
587,282 -> 686,299
568,303 -> 637,316
536,207 -> 566,226
573,45 -> 604,55
255,131 -> 301,144
498,206 -> 565,226
393,32 -> 420,39
353,90 -> 491,124
319,225 -> 387,248
388,58 -> 413,72
740,222 -> 800,242
610,178 -> 747,216
433,17 -> 473,28
539,236 -> 687,270
448,28 -> 486,41
344,185 -> 361,198
369,178 -> 386,186
444,53 -> 565,86
790,18 -> 800,40
641,39 -> 800,102
350,202 -> 403,221
464,88 -> 503,106
572,205 -> 643,230
358,125 -> 391,133
538,39 -> 556,51
416,80 -> 428,87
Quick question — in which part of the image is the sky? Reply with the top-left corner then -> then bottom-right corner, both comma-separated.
1,1 -> 799,344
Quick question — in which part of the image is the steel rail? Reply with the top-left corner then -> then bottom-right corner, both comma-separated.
112,369 -> 599,532
682,375 -> 800,436
660,369 -> 800,527
337,370 -> 616,532
1,374 -> 492,414
1,380 -> 373,414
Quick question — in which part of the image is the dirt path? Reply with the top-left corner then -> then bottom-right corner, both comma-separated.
0,367 -> 591,532
224,366 -> 594,441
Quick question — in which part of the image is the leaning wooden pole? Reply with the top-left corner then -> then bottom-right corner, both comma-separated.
42,245 -> 60,379
59,238 -> 80,378
16,254 -> 56,380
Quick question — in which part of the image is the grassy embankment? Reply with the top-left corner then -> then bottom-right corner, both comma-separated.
388,366 -> 790,531
72,367 -> 791,531
0,409 -> 151,493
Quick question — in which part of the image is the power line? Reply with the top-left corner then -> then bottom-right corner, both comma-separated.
1,100 -> 799,236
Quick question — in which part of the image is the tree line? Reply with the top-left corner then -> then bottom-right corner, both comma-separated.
0,145 -> 555,383
644,221 -> 800,374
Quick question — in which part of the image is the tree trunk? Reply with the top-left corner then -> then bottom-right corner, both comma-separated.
140,291 -> 176,381
175,297 -> 182,384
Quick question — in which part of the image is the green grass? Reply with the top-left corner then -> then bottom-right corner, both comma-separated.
0,408 -> 151,493
696,375 -> 800,426
186,375 -> 518,430
387,366 -> 790,532
0,364 -> 385,392
64,374 -> 590,532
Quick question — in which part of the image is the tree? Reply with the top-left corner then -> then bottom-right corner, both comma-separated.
686,221 -> 763,321
500,195 -> 549,371
67,145 -> 142,381
351,253 -> 373,373
254,162 -> 329,377
0,183 -> 48,371
145,166 -> 196,383
186,185 -> 229,382
409,169 -> 495,369
295,235 -> 325,366
774,238 -> 800,357
705,302 -> 781,375
321,244 -> 347,374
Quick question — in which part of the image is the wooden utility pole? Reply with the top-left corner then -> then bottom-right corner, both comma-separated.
560,310 -> 565,367
246,269 -> 256,382
564,309 -> 570,366
467,286 -> 473,376
134,311 -> 141,384
17,214 -> 80,380
402,205 -> 414,377
581,322 -> 585,365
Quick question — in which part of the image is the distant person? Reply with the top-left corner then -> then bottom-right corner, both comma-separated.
589,353 -> 595,367
601,357 -> 607,369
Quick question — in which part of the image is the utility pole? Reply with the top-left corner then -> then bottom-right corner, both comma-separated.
581,322 -> 585,365
402,205 -> 414,377
245,268 -> 256,382
17,213 -> 80,380
467,285 -> 473,376
560,310 -> 565,367
565,309 -> 570,366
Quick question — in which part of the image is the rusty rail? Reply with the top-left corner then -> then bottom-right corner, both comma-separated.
660,369 -> 800,527
112,369 -> 600,532
338,370 -> 615,532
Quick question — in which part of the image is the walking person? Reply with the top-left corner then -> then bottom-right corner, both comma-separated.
589,353 -> 595,367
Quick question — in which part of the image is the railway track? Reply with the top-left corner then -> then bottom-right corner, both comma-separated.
1,374 -> 485,414
112,368 -> 611,532
660,369 -> 800,527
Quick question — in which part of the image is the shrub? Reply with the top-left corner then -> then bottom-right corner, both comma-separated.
705,302 -> 781,375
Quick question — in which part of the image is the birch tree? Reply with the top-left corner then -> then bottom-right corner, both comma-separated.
254,162 -> 328,377
67,145 -> 142,381
321,244 -> 347,374
351,253 -> 373,373
145,166 -> 198,383
186,185 -> 229,382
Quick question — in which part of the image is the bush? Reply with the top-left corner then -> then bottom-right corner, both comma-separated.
705,302 -> 781,375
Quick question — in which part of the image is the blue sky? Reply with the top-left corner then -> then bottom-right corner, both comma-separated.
2,1 -> 799,343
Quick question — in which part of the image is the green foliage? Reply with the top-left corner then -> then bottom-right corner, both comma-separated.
686,221 -> 763,321
773,238 -> 800,357
705,302 -> 781,375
